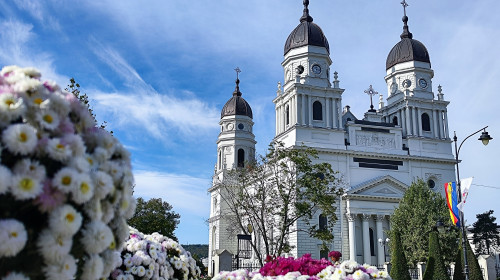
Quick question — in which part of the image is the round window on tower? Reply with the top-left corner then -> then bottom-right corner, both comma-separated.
427,179 -> 436,189
238,123 -> 244,130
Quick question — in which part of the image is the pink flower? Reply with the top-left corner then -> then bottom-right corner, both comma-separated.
34,180 -> 66,212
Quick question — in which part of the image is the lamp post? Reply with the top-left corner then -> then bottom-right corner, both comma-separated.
453,126 -> 493,280
378,238 -> 390,263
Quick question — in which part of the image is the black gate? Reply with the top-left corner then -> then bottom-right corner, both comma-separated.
232,234 -> 259,271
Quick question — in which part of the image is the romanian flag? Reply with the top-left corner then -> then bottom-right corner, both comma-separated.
445,182 -> 461,227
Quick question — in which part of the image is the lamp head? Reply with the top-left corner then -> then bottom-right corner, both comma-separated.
478,130 -> 493,146
436,219 -> 446,234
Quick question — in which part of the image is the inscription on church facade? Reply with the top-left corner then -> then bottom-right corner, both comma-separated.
355,131 -> 395,148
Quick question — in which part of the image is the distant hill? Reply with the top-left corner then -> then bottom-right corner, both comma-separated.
182,244 -> 209,258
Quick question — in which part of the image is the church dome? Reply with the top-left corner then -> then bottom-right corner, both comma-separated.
221,79 -> 253,119
386,15 -> 430,70
284,0 -> 329,56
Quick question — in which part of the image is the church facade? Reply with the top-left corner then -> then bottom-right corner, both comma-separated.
208,1 -> 456,275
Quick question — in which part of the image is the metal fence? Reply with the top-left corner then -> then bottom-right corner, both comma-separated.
408,268 -> 419,280
231,257 -> 260,272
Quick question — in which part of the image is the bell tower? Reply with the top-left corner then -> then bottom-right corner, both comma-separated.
274,0 -> 345,149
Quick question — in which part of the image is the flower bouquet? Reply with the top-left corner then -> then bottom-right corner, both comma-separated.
110,227 -> 201,280
0,65 -> 136,279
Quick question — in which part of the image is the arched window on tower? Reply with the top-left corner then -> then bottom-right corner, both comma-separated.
285,105 -> 290,126
421,113 -> 431,131
237,149 -> 245,168
212,226 -> 217,251
218,150 -> 222,170
392,116 -> 398,126
319,214 -> 327,231
369,228 -> 375,256
313,101 -> 323,120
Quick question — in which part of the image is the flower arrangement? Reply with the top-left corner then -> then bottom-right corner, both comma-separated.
213,257 -> 392,280
110,227 -> 202,280
260,254 -> 330,276
0,65 -> 136,279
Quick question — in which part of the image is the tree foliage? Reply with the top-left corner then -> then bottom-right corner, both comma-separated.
454,232 -> 484,280
470,210 -> 500,255
388,179 -> 459,266
423,231 -> 449,280
214,142 -> 343,266
128,197 -> 180,241
389,230 -> 411,280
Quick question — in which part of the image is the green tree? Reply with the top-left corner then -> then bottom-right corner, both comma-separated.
214,141 -> 343,266
470,210 -> 499,255
128,197 -> 180,240
389,230 -> 411,280
454,233 -> 484,280
423,231 -> 448,280
388,179 -> 459,266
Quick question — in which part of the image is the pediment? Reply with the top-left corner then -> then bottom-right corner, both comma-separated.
347,175 -> 408,199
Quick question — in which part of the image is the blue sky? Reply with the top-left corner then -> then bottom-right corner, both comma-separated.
1,0 -> 499,245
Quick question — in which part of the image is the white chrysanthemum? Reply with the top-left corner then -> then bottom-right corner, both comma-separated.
100,161 -> 124,183
21,67 -> 41,78
12,158 -> 46,180
71,173 -> 94,204
101,200 -> 115,224
52,167 -> 78,193
36,229 -> 73,264
68,157 -> 90,175
43,80 -> 60,92
80,221 -> 113,254
97,131 -> 117,155
0,65 -> 22,77
0,93 -> 26,120
101,249 -> 123,278
46,138 -> 72,162
92,171 -> 113,199
2,124 -> 37,155
81,254 -> 104,280
36,109 -> 60,130
0,165 -> 12,194
48,204 -> 82,237
0,219 -> 28,257
137,266 -> 146,277
63,134 -> 85,157
10,174 -> 42,200
1,272 -> 30,280
83,197 -> 103,220
42,254 -> 77,280
352,270 -> 369,280
41,92 -> 70,117
13,77 -> 43,95
146,269 -> 154,278
92,147 -> 109,164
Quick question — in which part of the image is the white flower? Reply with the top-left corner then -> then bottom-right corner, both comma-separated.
1,272 -> 30,280
52,167 -> 78,193
92,171 -> 113,199
2,124 -> 37,155
36,229 -> 73,264
101,249 -> 123,278
80,221 -> 113,254
0,93 -> 25,121
352,270 -> 369,280
92,147 -> 109,163
68,156 -> 90,173
10,174 -> 42,200
12,158 -> 46,180
13,78 -> 43,95
99,160 -> 123,183
0,165 -> 12,194
83,197 -> 103,220
81,254 -> 104,280
71,173 -> 94,204
137,266 -> 146,277
36,109 -> 60,130
62,134 -> 85,157
48,204 -> 82,237
46,138 -> 72,162
146,269 -> 154,278
21,67 -> 41,78
41,92 -> 70,117
0,219 -> 27,257
42,254 -> 77,280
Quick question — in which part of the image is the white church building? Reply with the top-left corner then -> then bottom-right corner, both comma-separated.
208,1 -> 456,275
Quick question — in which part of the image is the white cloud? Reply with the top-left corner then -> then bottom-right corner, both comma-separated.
12,0 -> 61,31
133,170 -> 210,217
0,19 -> 67,85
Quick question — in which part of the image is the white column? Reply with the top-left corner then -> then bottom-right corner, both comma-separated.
302,94 -> 306,126
347,214 -> 356,261
438,110 -> 444,139
308,96 -> 312,126
444,110 -> 449,139
401,109 -> 406,135
376,215 -> 385,266
293,95 -> 297,125
333,99 -> 338,129
412,107 -> 418,137
417,107 -> 422,136
405,106 -> 411,136
362,214 -> 371,265
397,110 -> 402,127
326,97 -> 331,128
275,105 -> 279,135
433,110 -> 439,138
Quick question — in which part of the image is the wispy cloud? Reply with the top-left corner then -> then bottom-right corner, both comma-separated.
12,0 -> 61,31
0,19 -> 67,85
133,170 -> 210,217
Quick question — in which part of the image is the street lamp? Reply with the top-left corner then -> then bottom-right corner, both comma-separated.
453,126 -> 493,280
378,238 -> 390,263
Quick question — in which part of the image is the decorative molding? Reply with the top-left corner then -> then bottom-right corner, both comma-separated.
346,213 -> 356,222
356,131 -> 396,148
374,214 -> 386,221
362,214 -> 372,221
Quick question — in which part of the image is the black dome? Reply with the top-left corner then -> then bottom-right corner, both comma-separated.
284,1 -> 329,56
221,79 -> 253,119
386,16 -> 430,70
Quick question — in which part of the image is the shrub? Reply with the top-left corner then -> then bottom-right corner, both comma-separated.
423,231 -> 448,280
389,230 -> 411,280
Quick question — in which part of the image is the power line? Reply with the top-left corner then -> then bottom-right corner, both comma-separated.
472,183 -> 500,190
